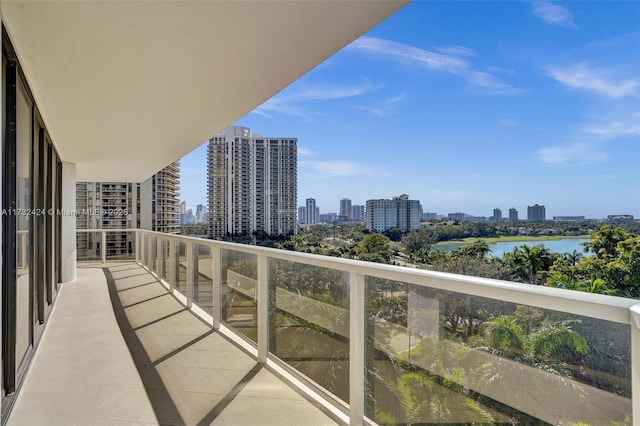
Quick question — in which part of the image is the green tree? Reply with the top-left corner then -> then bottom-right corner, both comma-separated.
451,240 -> 490,259
484,315 -> 589,364
356,233 -> 392,263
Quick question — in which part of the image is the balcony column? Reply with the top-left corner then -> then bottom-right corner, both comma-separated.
630,304 -> 640,423
60,161 -> 77,282
257,253 -> 268,363
186,241 -> 194,309
349,272 -> 365,426
211,246 -> 221,330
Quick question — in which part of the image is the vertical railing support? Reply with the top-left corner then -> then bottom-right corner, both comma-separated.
157,237 -> 165,281
630,304 -> 640,424
156,235 -> 162,275
135,230 -> 140,263
20,232 -> 27,269
349,272 -> 365,426
186,241 -> 194,308
257,253 -> 268,363
212,246 -> 221,330
146,234 -> 151,267
101,230 -> 106,264
169,237 -> 176,292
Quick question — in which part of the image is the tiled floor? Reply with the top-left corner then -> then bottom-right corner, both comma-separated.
8,263 -> 337,426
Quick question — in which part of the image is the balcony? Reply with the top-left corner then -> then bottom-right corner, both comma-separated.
10,229 -> 640,425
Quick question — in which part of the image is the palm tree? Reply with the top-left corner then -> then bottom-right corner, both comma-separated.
484,315 -> 588,364
521,244 -> 551,284
453,240 -> 491,259
563,249 -> 583,266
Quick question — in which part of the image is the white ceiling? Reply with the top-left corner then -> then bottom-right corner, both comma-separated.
2,1 -> 406,182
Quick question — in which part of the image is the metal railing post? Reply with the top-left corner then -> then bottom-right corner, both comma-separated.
630,304 -> 640,424
212,245 -> 221,330
146,234 -> 151,267
135,230 -> 140,263
101,230 -> 106,264
257,253 -> 268,363
186,241 -> 194,308
169,237 -> 176,292
157,237 -> 165,280
20,231 -> 27,269
349,272 -> 365,426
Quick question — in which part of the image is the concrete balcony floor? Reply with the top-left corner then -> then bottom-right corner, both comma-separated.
8,262 -> 337,426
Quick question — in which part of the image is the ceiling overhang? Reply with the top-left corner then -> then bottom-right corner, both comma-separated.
1,1 -> 407,181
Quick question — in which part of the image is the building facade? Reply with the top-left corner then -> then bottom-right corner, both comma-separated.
305,198 -> 318,225
366,194 -> 422,232
76,162 -> 181,258
527,204 -> 546,223
509,208 -> 518,223
340,198 -> 352,221
351,204 -> 365,222
207,126 -> 297,238
493,208 -> 502,223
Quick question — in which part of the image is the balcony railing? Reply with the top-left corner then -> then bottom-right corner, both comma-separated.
79,229 -> 640,425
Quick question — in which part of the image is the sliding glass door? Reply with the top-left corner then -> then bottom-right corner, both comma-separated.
2,28 -> 63,420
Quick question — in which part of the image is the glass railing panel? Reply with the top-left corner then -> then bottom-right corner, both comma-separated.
364,277 -> 632,425
221,249 -> 257,342
175,240 -> 187,295
193,244 -> 213,315
268,259 -> 350,403
76,231 -> 102,262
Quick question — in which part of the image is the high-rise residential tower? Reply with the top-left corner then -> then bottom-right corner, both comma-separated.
509,208 -> 518,223
527,204 -> 546,223
351,204 -> 365,222
340,198 -> 352,221
207,126 -> 297,238
76,161 -> 180,258
366,194 -> 422,232
493,208 -> 502,223
305,198 -> 318,225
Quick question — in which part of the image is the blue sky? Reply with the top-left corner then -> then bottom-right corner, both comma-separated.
181,1 -> 639,219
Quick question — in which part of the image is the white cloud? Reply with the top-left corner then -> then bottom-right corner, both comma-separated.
435,45 -> 475,57
297,146 -> 317,157
354,93 -> 407,117
300,160 -> 386,178
466,71 -> 524,95
348,37 -> 521,95
531,1 -> 577,28
584,112 -> 640,138
499,118 -> 519,127
536,143 -> 606,165
546,63 -> 638,98
349,37 -> 468,72
252,81 -> 383,117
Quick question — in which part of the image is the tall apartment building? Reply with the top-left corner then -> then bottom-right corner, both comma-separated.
143,161 -> 181,234
351,204 -> 365,222
76,162 -> 180,258
340,198 -> 352,221
527,204 -> 546,223
306,198 -> 318,225
366,194 -> 422,232
207,126 -> 297,238
448,212 -> 467,222
319,212 -> 338,223
493,208 -> 502,223
423,212 -> 438,221
509,208 -> 518,223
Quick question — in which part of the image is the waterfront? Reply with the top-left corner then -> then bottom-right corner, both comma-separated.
434,238 -> 591,258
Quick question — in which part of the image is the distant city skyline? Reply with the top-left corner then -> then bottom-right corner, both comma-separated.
180,1 -> 640,220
